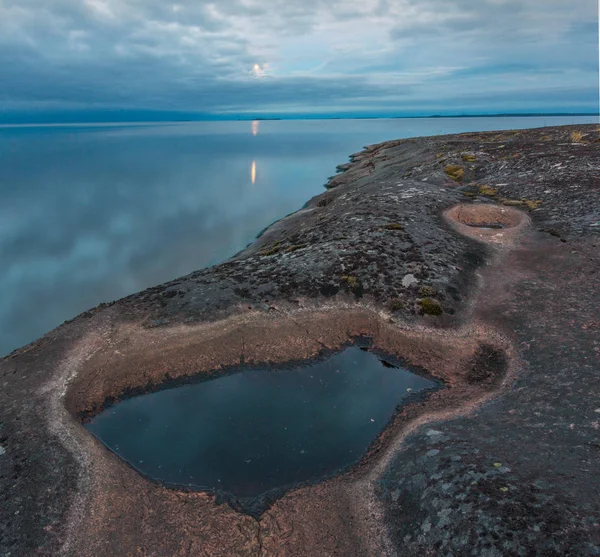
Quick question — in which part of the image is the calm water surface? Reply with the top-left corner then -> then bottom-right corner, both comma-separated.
85,347 -> 435,499
0,116 -> 595,355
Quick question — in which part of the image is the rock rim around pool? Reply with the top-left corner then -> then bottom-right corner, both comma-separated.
83,345 -> 441,516
1,124 -> 599,556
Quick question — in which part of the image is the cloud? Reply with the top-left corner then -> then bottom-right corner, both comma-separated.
0,0 -> 597,117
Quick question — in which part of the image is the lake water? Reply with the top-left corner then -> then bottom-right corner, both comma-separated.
0,116 -> 596,356
85,346 -> 435,509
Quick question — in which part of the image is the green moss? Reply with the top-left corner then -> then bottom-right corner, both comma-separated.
500,198 -> 524,207
445,165 -> 464,182
499,197 -> 541,210
384,223 -> 404,231
419,298 -> 443,316
419,286 -> 436,297
259,246 -> 280,256
284,244 -> 307,253
523,199 -> 542,210
462,154 -> 477,163
341,275 -> 358,289
478,184 -> 497,197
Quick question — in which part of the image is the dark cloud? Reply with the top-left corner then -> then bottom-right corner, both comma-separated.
0,0 -> 597,117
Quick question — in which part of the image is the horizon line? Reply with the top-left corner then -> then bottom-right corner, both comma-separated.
1,112 -> 598,129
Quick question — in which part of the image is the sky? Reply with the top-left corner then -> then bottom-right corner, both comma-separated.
0,0 -> 598,120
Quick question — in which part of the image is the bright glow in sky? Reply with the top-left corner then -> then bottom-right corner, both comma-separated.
0,0 -> 597,119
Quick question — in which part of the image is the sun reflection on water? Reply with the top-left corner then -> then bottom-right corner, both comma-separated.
251,160 -> 256,184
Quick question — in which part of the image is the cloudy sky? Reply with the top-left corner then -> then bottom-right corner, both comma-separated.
0,0 -> 598,119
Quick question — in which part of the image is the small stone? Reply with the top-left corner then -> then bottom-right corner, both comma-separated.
0,446 -> 5,456
426,449 -> 440,457
426,429 -> 442,436
402,274 -> 419,288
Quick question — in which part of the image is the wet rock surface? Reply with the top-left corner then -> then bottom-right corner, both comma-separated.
1,124 -> 599,556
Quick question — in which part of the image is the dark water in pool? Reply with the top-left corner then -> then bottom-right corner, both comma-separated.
85,347 -> 436,502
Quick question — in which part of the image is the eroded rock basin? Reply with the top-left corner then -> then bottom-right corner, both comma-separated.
84,346 -> 437,514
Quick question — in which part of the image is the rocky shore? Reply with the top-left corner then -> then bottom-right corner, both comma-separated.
1,124 -> 599,556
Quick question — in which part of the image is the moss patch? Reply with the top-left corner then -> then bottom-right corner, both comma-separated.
445,165 -> 464,182
523,199 -> 542,210
341,275 -> 358,289
284,244 -> 307,254
499,198 -> 541,210
500,198 -> 524,207
477,185 -> 498,197
419,298 -> 443,316
419,286 -> 436,297
259,246 -> 280,256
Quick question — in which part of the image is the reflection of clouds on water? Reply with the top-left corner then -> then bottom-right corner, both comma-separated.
86,347 -> 435,496
0,123 -> 321,356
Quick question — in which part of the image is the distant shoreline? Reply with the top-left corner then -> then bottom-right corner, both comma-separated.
0,113 -> 597,129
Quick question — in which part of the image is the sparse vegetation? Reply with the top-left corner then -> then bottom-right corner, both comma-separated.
259,246 -> 280,256
499,198 -> 541,210
419,298 -> 443,316
341,275 -> 358,289
571,130 -> 584,143
284,244 -> 307,253
419,286 -> 436,297
478,184 -> 497,197
445,165 -> 464,182
389,298 -> 405,311
462,154 -> 477,163
500,198 -> 524,207
523,199 -> 542,210
384,223 -> 404,231
462,191 -> 477,198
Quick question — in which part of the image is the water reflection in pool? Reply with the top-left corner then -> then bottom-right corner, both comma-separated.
85,347 -> 436,500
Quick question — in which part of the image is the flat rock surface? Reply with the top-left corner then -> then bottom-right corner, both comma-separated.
1,124 -> 599,556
